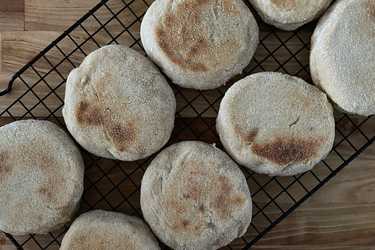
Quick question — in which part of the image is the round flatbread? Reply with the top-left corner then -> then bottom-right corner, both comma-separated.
141,141 -> 252,250
0,120 -> 84,235
217,72 -> 335,176
141,0 -> 259,90
249,0 -> 333,30
60,210 -> 160,250
63,45 -> 176,161
310,0 -> 375,116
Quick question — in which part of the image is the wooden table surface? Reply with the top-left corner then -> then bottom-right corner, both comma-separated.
1,0 -> 375,249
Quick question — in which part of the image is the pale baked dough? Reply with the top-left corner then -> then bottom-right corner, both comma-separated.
0,120 -> 84,234
217,72 -> 335,176
63,45 -> 176,161
141,0 -> 259,90
141,141 -> 252,250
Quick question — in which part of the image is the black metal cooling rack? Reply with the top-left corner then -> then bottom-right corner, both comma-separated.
1,0 -> 375,249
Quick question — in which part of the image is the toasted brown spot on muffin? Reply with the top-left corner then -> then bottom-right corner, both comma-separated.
182,219 -> 190,227
74,233 -> 106,249
36,155 -> 66,206
76,101 -> 102,126
199,204 -> 205,212
185,38 -> 208,59
232,194 -> 246,205
156,0 -> 240,72
171,215 -> 204,233
0,152 -> 10,181
166,199 -> 187,214
163,159 -> 247,234
368,1 -> 375,20
271,0 -> 296,10
38,177 -> 58,202
108,122 -> 137,152
38,154 -> 55,170
38,186 -> 53,200
69,232 -> 135,250
245,129 -> 259,144
218,175 -> 232,193
183,161 -> 207,200
76,96 -> 140,154
212,175 -> 246,219
235,125 -> 259,144
251,136 -> 322,165
187,185 -> 201,201
223,0 -> 240,15
163,161 -> 208,234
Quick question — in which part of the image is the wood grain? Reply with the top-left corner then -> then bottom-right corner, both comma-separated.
0,31 -> 62,116
0,0 -> 24,12
0,12 -> 24,31
0,0 -> 24,31
25,0 -> 99,31
1,31 -> 59,73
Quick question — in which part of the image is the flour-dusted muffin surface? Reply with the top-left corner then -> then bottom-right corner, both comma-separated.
60,210 -> 160,250
249,0 -> 333,30
63,45 -> 176,161
310,0 -> 375,116
0,120 -> 84,235
141,0 -> 259,90
217,72 -> 335,176
141,141 -> 252,250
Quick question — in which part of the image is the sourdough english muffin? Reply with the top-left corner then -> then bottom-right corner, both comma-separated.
60,210 -> 160,250
141,141 -> 252,250
63,45 -> 176,161
141,0 -> 259,90
0,120 -> 84,235
249,0 -> 333,31
217,72 -> 335,176
311,0 -> 375,116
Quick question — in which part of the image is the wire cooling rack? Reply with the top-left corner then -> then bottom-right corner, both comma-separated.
1,0 -> 375,249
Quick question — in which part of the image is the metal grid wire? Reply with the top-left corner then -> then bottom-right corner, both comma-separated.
1,0 -> 375,249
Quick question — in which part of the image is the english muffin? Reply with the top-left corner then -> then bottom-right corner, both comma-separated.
0,120 -> 84,235
310,0 -> 375,116
141,0 -> 259,90
249,0 -> 333,30
63,45 -> 176,161
217,72 -> 335,176
60,210 -> 160,250
141,141 -> 252,250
